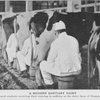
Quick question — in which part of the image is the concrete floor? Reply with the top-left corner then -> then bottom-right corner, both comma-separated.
0,47 -> 99,89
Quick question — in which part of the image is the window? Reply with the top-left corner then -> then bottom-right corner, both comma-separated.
0,1 -> 5,12
33,1 -> 67,10
10,1 -> 25,12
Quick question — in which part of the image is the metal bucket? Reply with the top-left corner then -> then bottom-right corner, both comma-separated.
58,76 -> 75,89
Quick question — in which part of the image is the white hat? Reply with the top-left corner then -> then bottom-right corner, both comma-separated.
55,20 -> 66,30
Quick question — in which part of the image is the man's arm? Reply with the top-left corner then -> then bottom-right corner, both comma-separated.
20,38 -> 30,56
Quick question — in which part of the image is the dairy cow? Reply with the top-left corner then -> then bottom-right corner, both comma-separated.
32,11 -> 100,86
47,12 -> 95,48
47,12 -> 100,85
1,11 -> 100,86
1,13 -> 30,62
29,11 -> 56,62
1,14 -> 19,62
86,13 -> 100,85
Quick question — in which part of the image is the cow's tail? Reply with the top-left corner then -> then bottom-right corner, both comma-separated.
13,15 -> 20,51
87,29 -> 96,88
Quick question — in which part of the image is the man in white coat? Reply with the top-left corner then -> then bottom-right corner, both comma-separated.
6,33 -> 18,67
17,23 -> 37,78
6,15 -> 29,69
40,20 -> 82,89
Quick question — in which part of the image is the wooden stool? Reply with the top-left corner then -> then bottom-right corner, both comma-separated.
57,75 -> 75,89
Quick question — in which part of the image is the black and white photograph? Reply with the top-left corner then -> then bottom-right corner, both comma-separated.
0,0 -> 100,99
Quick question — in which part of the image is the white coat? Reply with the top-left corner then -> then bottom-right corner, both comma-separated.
6,33 -> 18,63
40,32 -> 82,85
17,34 -> 36,71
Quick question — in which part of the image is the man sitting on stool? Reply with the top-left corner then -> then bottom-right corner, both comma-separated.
40,20 -> 82,89
16,23 -> 37,78
6,33 -> 19,67
17,33 -> 36,78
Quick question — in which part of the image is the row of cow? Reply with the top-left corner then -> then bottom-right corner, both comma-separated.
0,11 -> 100,87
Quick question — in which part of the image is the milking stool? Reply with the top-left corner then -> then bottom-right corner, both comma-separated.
57,75 -> 76,89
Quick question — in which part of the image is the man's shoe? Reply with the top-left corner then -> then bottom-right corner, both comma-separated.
37,85 -> 45,89
46,84 -> 54,89
8,61 -> 14,69
9,66 -> 13,69
46,83 -> 58,89
10,61 -> 14,66
20,70 -> 27,76
20,71 -> 29,78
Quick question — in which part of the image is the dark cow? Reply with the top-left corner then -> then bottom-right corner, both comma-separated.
29,11 -> 56,86
29,11 -> 56,62
47,11 -> 95,48
29,12 -> 49,38
89,25 -> 100,83
87,13 -> 100,85
31,11 -> 100,87
95,34 -> 100,82
46,12 -> 100,86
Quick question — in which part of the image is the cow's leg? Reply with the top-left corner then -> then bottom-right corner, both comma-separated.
2,48 -> 8,63
89,38 -> 97,79
89,51 -> 96,78
95,59 -> 100,82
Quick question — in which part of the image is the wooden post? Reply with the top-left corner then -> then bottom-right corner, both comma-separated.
26,0 -> 32,12
94,0 -> 97,13
5,0 -> 10,12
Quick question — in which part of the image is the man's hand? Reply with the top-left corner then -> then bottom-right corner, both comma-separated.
16,46 -> 19,52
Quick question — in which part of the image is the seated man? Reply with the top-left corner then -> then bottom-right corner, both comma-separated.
40,21 -> 82,89
6,33 -> 18,67
17,30 -> 36,78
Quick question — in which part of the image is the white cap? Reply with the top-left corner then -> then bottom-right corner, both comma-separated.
55,20 -> 66,31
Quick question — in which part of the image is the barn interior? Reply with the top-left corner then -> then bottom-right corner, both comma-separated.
0,0 -> 100,90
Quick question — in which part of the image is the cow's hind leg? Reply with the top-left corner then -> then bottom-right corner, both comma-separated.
89,51 -> 96,78
95,59 -> 100,83
2,48 -> 8,63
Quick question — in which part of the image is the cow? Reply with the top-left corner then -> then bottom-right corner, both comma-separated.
28,11 -> 95,88
1,11 -> 100,88
89,14 -> 100,83
29,11 -> 56,62
1,14 -> 19,62
47,11 -> 95,48
84,13 -> 100,86
28,11 -> 57,86
31,11 -> 100,88
1,13 -> 30,67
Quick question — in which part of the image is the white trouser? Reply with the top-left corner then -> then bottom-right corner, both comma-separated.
17,51 -> 30,72
6,48 -> 16,63
40,61 -> 61,85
